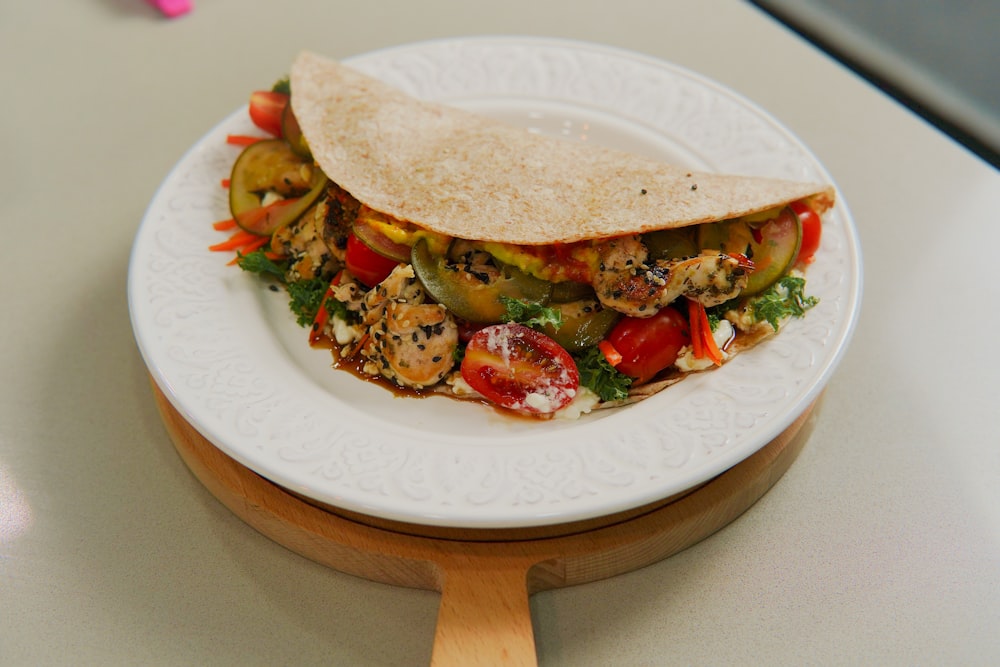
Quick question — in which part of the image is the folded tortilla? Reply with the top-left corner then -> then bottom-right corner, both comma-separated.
289,50 -> 833,246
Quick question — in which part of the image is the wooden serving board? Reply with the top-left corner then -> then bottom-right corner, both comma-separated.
151,382 -> 818,666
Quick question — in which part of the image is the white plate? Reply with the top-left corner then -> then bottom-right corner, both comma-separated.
128,37 -> 862,529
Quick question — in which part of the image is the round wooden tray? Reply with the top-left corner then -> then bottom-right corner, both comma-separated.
152,382 -> 819,666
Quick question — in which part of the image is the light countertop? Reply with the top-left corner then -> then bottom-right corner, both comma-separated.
3,1 -> 999,665
753,0 -> 1000,165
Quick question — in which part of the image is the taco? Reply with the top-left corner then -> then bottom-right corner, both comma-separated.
216,51 -> 834,418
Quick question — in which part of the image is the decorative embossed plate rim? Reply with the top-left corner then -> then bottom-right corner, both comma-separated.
128,37 -> 862,528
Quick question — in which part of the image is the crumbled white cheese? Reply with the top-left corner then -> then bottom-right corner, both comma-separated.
446,373 -> 479,397
675,346 -> 713,372
524,392 -> 554,413
712,319 -> 734,354
331,315 -> 362,346
675,319 -> 734,372
260,190 -> 285,207
484,324 -> 515,367
554,387 -> 601,420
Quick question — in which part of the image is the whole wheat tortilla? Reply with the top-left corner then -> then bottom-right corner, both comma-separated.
290,51 -> 833,246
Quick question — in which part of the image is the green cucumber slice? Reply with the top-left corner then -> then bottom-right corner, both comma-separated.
228,139 -> 326,236
643,227 -> 698,260
697,208 -> 802,296
352,217 -> 412,262
411,239 -> 552,323
543,300 -> 620,352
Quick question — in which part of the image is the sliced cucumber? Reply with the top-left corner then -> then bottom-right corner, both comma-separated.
411,239 -> 552,323
742,207 -> 802,295
697,208 -> 801,296
549,279 -> 595,303
696,219 -> 753,256
229,139 -> 326,236
643,227 -> 698,260
543,300 -> 620,352
352,217 -> 412,262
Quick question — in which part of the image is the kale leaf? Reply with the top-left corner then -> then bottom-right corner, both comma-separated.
236,250 -> 334,328
573,346 -> 633,402
323,293 -> 354,325
271,77 -> 291,95
236,250 -> 287,280
500,296 -> 563,330
752,276 -> 819,330
285,277 -> 328,328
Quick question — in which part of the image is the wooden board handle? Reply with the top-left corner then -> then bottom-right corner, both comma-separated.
431,557 -> 538,666
150,378 -> 818,667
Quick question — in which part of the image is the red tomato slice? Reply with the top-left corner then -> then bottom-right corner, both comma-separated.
248,91 -> 288,137
606,306 -> 690,384
461,323 -> 580,414
345,232 -> 400,287
790,200 -> 822,266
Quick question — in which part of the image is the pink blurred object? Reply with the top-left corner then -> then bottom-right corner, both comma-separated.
148,0 -> 192,18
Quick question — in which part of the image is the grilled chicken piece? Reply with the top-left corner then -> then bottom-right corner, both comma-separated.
360,265 -> 458,388
593,235 -> 749,316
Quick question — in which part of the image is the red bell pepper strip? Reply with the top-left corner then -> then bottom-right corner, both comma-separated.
688,299 -> 723,366
598,339 -> 623,367
208,229 -> 258,252
226,134 -> 267,146
225,235 -> 270,264
212,217 -> 238,231
309,271 -> 344,345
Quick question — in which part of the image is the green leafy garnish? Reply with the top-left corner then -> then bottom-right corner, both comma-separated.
236,249 -> 286,279
236,250 -> 342,328
285,277 -> 328,327
751,276 -> 819,330
500,296 -> 563,330
573,347 -> 633,402
323,293 -> 354,324
271,77 -> 291,95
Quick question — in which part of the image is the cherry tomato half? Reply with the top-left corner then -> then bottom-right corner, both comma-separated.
345,232 -> 400,287
606,306 -> 690,384
790,200 -> 822,266
248,91 -> 289,137
461,323 -> 580,415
